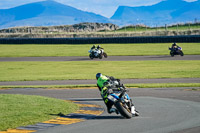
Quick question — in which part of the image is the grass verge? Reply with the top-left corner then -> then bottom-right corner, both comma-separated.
0,43 -> 200,57
0,94 -> 79,131
0,60 -> 200,81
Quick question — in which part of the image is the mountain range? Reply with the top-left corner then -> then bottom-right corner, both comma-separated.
0,0 -> 199,29
0,0 -> 109,29
111,0 -> 200,26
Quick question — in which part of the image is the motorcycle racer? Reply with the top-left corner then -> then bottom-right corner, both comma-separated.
96,73 -> 139,116
171,43 -> 180,51
96,73 -> 119,114
97,45 -> 102,50
91,45 -> 96,50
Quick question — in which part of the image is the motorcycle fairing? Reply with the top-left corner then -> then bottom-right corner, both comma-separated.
107,93 -> 120,103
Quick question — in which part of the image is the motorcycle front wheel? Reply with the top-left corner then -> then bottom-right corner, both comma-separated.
99,54 -> 103,59
115,101 -> 132,119
89,54 -> 94,59
180,51 -> 184,56
103,52 -> 108,58
170,52 -> 174,57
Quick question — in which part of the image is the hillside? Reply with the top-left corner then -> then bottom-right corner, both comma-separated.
0,0 -> 110,29
0,0 -> 199,29
111,0 -> 200,26
171,0 -> 200,21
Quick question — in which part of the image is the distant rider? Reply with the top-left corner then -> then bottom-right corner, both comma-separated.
91,45 -> 96,50
171,43 -> 180,52
96,73 -> 139,116
97,45 -> 102,49
90,45 -> 96,55
97,45 -> 104,50
97,45 -> 104,54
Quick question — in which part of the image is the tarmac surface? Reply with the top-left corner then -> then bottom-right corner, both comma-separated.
0,55 -> 200,62
0,78 -> 199,86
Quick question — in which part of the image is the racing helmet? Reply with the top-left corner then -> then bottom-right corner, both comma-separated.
96,73 -> 102,80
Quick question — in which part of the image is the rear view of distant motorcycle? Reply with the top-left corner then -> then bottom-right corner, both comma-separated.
88,45 -> 108,59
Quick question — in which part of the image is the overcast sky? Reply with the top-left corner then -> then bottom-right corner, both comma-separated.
0,0 -> 197,18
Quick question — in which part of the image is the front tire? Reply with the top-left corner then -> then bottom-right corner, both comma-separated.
89,54 -> 94,59
180,51 -> 184,56
103,52 -> 108,58
99,54 -> 102,59
115,101 -> 132,119
170,52 -> 174,57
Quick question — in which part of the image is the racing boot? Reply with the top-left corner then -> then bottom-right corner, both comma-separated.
108,108 -> 119,114
131,106 -> 139,116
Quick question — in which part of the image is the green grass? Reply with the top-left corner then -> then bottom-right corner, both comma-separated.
0,43 -> 200,57
0,44 -> 90,57
126,83 -> 200,88
0,94 -> 79,131
0,60 -> 199,81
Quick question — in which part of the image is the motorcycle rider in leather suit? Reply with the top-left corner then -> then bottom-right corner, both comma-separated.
96,73 -> 120,114
96,73 -> 139,116
171,43 -> 180,52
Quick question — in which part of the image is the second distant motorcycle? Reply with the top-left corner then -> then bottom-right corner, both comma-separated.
88,47 -> 108,59
169,46 -> 184,57
169,43 -> 184,57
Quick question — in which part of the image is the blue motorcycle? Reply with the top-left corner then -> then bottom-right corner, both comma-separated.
169,47 -> 184,57
107,84 -> 139,118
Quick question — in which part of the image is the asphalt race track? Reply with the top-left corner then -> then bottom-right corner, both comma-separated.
0,55 -> 200,133
0,55 -> 200,62
0,78 -> 200,86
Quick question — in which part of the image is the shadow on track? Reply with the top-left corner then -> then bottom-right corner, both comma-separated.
148,55 -> 170,58
68,57 -> 90,61
70,98 -> 102,102
94,115 -> 124,120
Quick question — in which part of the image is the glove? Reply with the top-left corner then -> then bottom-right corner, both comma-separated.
107,88 -> 113,94
109,76 -> 115,80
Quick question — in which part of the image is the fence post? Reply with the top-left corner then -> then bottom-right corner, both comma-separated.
156,24 -> 158,32
165,24 -> 167,31
176,24 -> 178,32
188,23 -> 191,30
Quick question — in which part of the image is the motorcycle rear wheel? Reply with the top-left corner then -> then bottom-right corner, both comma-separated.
115,101 -> 132,119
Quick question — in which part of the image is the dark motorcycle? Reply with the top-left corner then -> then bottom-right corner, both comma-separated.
169,47 -> 184,57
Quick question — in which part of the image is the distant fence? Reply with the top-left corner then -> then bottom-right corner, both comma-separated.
0,35 -> 199,44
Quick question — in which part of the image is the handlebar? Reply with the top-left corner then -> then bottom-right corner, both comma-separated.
109,84 -> 128,98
